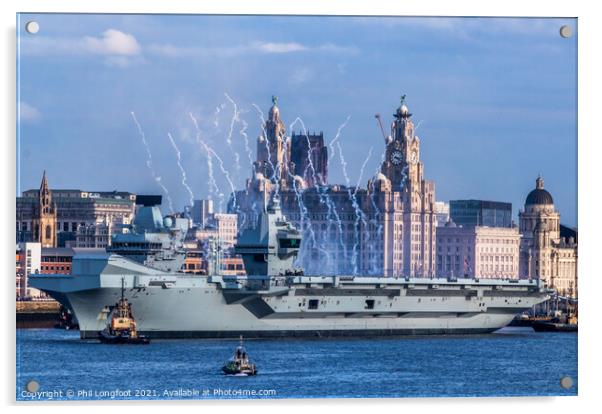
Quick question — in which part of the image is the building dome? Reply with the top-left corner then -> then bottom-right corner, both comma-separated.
375,172 -> 389,182
525,176 -> 554,206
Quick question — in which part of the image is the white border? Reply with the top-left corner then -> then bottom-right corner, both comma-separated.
2,0 -> 600,412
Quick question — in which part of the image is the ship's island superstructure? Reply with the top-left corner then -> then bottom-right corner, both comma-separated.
31,195 -> 550,339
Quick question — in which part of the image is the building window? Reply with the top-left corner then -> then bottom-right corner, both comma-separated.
308,299 -> 319,310
45,225 -> 52,240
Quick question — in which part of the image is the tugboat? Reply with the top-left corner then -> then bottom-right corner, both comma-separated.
98,279 -> 150,344
222,336 -> 257,376
532,314 -> 578,332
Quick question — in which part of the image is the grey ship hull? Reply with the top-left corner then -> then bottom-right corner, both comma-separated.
30,254 -> 549,339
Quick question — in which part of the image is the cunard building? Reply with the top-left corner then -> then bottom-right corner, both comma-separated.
231,96 -> 437,277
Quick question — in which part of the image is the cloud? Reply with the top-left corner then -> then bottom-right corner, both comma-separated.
290,67 -> 313,84
354,16 -> 570,39
19,102 -> 41,122
147,41 -> 358,59
252,42 -> 308,53
21,29 -> 141,66
83,29 -> 141,56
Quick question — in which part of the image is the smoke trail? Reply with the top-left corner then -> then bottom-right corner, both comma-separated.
290,116 -> 344,274
354,147 -> 375,273
190,124 -> 238,213
167,132 -> 194,209
224,93 -> 242,178
415,119 -> 424,132
238,115 -> 254,177
189,112 -> 222,210
213,103 -> 226,129
328,115 -> 351,165
130,112 -> 174,213
336,140 -> 370,275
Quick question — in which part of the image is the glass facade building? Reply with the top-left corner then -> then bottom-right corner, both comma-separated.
449,200 -> 512,228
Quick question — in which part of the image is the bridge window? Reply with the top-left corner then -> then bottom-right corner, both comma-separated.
280,238 -> 300,248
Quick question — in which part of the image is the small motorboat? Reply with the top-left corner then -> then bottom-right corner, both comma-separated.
98,279 -> 150,345
222,336 -> 257,376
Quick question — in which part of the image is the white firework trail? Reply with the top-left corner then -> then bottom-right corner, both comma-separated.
336,140 -> 370,275
167,132 -> 194,209
354,147 -> 376,273
213,103 -> 226,129
130,111 -> 174,213
289,116 -> 340,273
328,115 -> 351,164
415,119 -> 424,132
202,141 -> 237,212
354,147 -> 373,195
239,116 -> 254,178
224,93 -> 242,177
189,112 -> 220,206
280,135 -> 320,268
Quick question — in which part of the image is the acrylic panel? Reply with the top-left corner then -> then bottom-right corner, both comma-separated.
16,13 -> 578,401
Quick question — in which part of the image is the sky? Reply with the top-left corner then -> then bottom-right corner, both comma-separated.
16,14 -> 577,226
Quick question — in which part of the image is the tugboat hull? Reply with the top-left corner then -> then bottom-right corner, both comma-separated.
532,321 -> 577,332
98,330 -> 150,344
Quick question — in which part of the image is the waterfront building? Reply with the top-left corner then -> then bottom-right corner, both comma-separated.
434,201 -> 450,227
71,219 -> 128,249
519,176 -> 578,297
450,199 -> 512,228
192,199 -> 214,226
16,172 -> 136,247
213,213 -> 238,247
16,242 -> 41,299
232,96 -> 437,277
40,247 -> 74,274
187,208 -> 238,249
436,222 -> 520,279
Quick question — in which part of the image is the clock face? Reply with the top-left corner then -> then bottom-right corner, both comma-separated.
391,151 -> 403,165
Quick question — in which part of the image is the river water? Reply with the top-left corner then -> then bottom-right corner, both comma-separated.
16,327 -> 577,400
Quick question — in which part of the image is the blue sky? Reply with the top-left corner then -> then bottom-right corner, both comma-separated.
17,14 -> 577,226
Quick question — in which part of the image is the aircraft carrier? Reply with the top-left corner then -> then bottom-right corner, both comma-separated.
30,195 -> 550,339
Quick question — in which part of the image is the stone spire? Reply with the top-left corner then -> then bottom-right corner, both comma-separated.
40,170 -> 49,192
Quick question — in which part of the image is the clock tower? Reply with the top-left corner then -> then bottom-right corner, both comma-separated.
381,95 -> 421,191
378,96 -> 436,277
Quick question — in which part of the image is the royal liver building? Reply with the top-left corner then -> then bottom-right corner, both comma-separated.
231,96 -> 436,277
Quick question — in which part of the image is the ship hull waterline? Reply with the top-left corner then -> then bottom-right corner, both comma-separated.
35,278 -> 548,340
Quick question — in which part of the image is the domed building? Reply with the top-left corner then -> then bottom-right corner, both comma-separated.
518,176 -> 577,297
